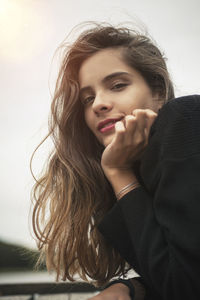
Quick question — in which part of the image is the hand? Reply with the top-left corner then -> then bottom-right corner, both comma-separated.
87,283 -> 131,300
101,109 -> 157,175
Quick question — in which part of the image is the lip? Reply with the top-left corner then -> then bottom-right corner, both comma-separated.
97,117 -> 123,133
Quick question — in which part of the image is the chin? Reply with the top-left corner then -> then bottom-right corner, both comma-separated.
102,135 -> 114,147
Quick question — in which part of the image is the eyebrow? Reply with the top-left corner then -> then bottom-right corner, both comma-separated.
79,72 -> 130,95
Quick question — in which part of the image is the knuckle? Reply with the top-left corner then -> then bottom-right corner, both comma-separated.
125,115 -> 135,121
132,109 -> 137,116
115,120 -> 124,129
138,139 -> 145,147
148,114 -> 157,123
116,127 -> 125,134
145,109 -> 157,117
133,110 -> 147,120
115,122 -> 125,134
132,109 -> 142,116
135,135 -> 146,146
125,115 -> 135,126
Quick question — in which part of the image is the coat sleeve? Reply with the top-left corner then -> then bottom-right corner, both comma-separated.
98,95 -> 200,300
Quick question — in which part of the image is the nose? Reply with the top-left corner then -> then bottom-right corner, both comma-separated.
92,92 -> 113,115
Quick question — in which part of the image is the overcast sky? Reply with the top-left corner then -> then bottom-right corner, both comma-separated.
0,0 -> 200,250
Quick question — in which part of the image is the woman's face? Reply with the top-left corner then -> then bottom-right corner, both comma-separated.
78,48 -> 162,147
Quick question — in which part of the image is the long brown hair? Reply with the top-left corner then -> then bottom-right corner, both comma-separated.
31,22 -> 174,287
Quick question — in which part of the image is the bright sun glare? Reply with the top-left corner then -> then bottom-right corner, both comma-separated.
0,0 -> 10,14
0,0 -> 46,62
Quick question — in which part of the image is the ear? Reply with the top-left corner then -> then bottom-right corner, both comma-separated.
153,93 -> 164,113
157,99 -> 164,111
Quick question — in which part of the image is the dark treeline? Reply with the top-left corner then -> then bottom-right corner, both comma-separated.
0,240 -> 46,271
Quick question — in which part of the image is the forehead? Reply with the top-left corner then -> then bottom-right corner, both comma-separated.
78,48 -> 132,87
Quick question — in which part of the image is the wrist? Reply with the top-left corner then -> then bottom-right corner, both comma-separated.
103,166 -> 135,182
116,181 -> 141,200
103,168 -> 140,199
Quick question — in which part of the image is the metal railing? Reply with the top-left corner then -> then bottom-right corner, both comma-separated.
0,282 -> 99,297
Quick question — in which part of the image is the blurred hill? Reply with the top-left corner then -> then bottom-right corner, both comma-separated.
0,240 -> 46,272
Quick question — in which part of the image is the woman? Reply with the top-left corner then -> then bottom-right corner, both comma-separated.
32,23 -> 200,300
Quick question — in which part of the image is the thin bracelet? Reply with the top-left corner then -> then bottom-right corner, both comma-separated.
103,279 -> 135,300
116,181 -> 140,200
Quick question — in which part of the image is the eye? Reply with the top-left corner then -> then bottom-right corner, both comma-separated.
111,83 -> 128,90
82,96 -> 95,105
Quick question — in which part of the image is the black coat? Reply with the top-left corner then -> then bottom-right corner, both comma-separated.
98,95 -> 200,300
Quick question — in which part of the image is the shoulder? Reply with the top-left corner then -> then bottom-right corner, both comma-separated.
157,94 -> 200,121
160,94 -> 200,117
151,95 -> 200,159
151,95 -> 200,133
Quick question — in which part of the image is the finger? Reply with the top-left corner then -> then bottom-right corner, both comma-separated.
115,120 -> 126,133
111,120 -> 126,146
124,115 -> 137,142
124,115 -> 136,131
132,109 -> 148,144
144,109 -> 157,137
132,108 -> 157,137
